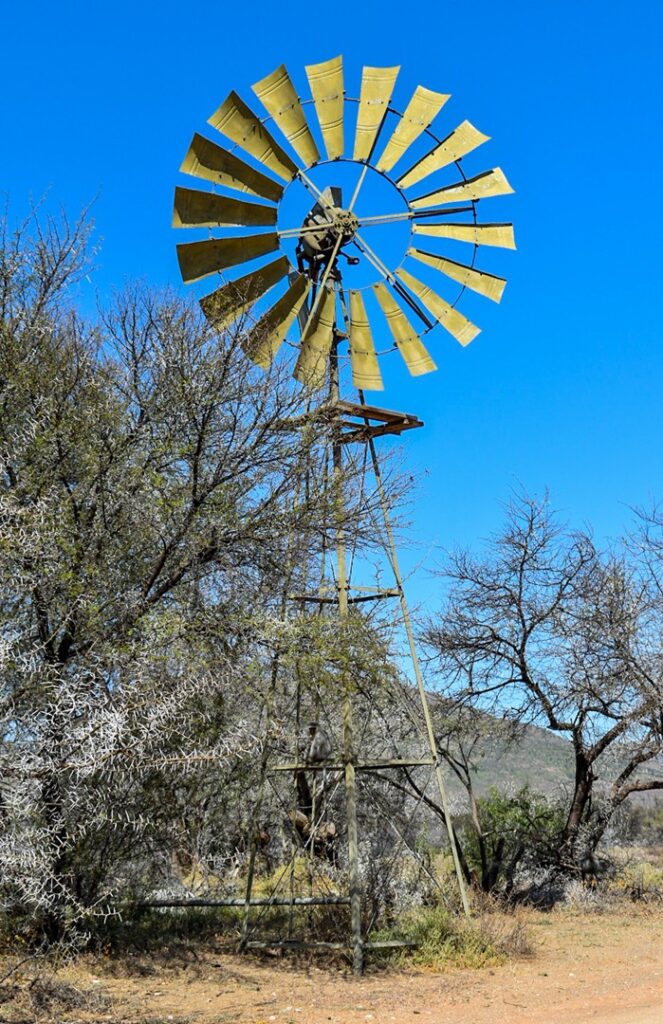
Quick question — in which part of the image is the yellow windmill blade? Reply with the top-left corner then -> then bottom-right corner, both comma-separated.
348,291 -> 383,391
375,85 -> 450,174
180,133 -> 284,203
372,282 -> 436,376
408,248 -> 506,303
175,60 -> 515,393
305,55 -> 344,160
353,65 -> 400,162
397,268 -> 480,346
397,122 -> 490,189
172,187 -> 277,229
252,64 -> 320,167
176,233 -> 280,284
199,256 -> 290,331
410,168 -> 515,209
208,92 -> 298,182
294,285 -> 336,389
413,221 -> 516,249
244,275 -> 311,369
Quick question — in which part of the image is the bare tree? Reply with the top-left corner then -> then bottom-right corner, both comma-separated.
424,492 -> 663,870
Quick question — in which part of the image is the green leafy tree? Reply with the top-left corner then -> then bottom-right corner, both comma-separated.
458,786 -> 565,894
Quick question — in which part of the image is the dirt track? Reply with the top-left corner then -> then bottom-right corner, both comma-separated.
9,908 -> 663,1023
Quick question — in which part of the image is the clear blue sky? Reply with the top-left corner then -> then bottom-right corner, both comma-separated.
3,0 -> 662,600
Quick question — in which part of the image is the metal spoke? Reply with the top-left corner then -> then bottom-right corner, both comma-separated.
348,163 -> 369,213
278,223 -> 337,240
353,230 -> 434,330
351,234 -> 393,283
357,205 -> 474,227
358,211 -> 412,226
298,233 -> 345,342
296,170 -> 335,219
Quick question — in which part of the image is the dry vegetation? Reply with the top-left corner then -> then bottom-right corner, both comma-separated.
0,847 -> 662,1023
3,207 -> 663,1022
0,899 -> 662,1023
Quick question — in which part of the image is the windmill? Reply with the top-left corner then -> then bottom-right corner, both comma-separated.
173,57 -> 515,973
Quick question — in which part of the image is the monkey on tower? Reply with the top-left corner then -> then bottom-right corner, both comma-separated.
305,721 -> 332,763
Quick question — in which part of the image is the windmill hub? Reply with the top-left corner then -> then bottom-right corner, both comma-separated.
295,195 -> 360,281
330,207 -> 359,240
299,204 -> 358,250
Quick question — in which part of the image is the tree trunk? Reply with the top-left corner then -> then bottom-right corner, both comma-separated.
40,775 -> 69,944
451,826 -> 477,888
482,836 -> 505,893
505,843 -> 525,898
560,747 -> 595,863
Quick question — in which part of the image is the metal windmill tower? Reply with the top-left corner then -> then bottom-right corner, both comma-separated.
172,57 -> 515,973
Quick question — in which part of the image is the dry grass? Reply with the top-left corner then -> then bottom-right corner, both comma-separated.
1,905 -> 663,1023
372,905 -> 533,969
0,973 -> 110,1022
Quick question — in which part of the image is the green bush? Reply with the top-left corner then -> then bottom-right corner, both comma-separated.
458,786 -> 565,893
373,905 -> 531,968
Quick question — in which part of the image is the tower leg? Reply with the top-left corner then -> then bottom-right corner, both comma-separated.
362,402 -> 471,918
344,723 -> 362,974
332,340 -> 363,975
240,658 -> 278,950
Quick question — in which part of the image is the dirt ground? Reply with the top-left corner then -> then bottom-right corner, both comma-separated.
3,908 -> 663,1024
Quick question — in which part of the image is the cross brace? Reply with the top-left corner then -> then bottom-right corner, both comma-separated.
244,939 -> 418,950
139,896 -> 350,908
289,586 -> 400,605
269,758 -> 436,773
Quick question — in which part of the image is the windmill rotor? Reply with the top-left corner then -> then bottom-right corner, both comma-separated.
173,57 -> 515,394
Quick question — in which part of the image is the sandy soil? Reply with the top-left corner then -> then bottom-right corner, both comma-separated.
3,908 -> 663,1023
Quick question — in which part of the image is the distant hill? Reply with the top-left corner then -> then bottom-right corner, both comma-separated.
456,721 -> 574,798
434,714 -> 662,808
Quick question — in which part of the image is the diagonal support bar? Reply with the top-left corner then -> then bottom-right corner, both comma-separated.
357,392 -> 471,917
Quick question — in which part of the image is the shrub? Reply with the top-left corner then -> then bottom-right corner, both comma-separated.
458,786 -> 565,895
373,905 -> 532,968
